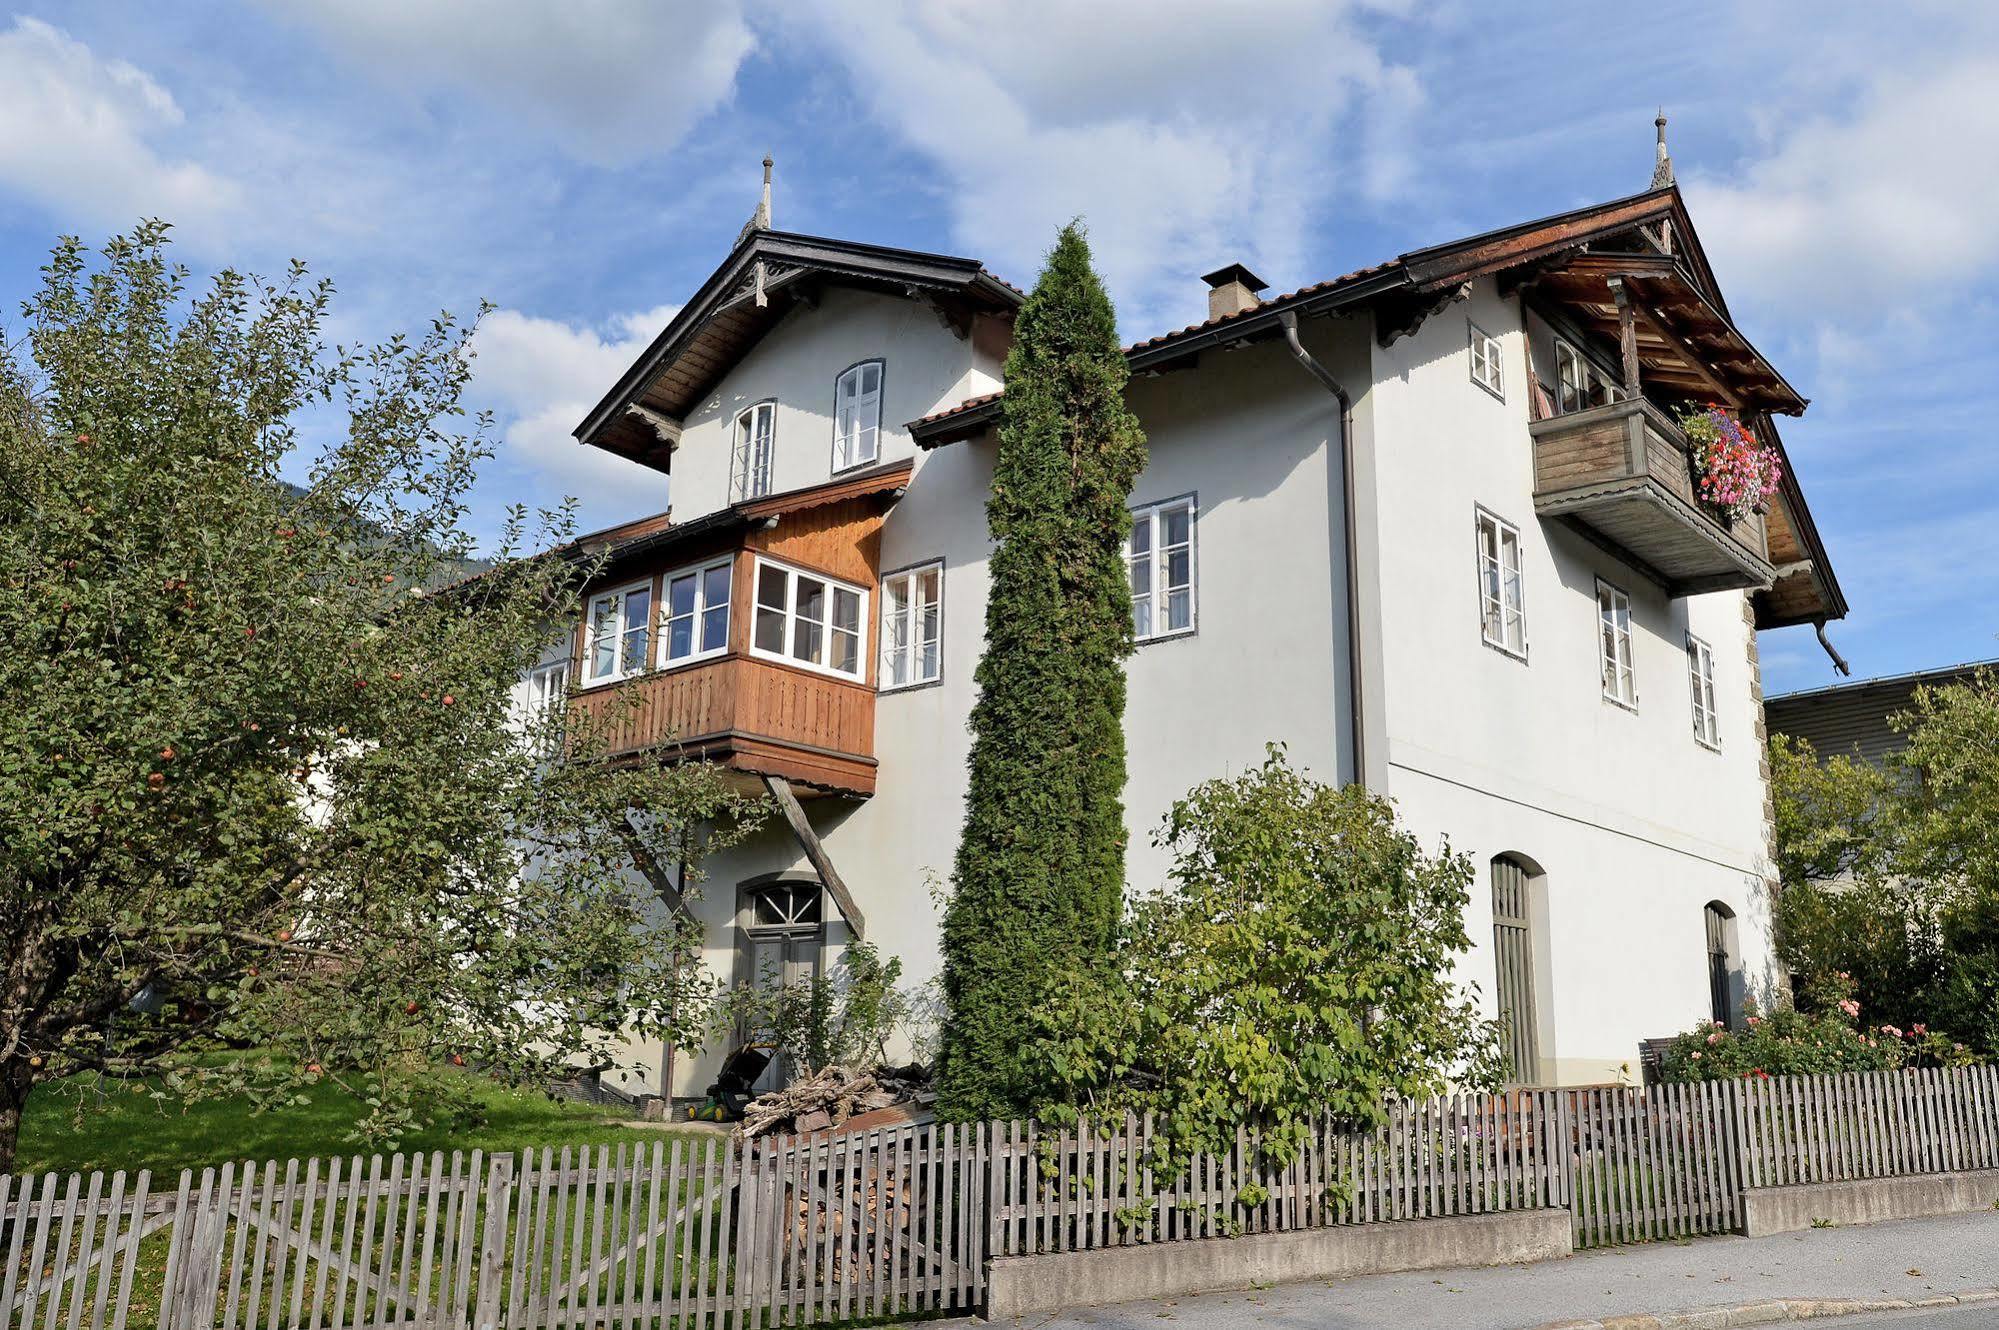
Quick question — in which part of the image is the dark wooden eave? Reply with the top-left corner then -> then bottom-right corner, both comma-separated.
574,232 -> 1020,470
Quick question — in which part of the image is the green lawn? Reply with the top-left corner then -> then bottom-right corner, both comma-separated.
14,1068 -> 715,1178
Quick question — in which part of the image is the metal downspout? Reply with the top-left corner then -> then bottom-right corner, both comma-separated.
1279,310 -> 1368,789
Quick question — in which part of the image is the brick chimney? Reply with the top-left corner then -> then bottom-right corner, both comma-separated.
1201,263 -> 1268,321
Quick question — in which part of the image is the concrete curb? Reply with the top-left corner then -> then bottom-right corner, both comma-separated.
1529,1285 -> 1999,1329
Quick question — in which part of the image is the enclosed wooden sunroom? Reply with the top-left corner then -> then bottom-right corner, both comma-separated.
562,461 -> 913,802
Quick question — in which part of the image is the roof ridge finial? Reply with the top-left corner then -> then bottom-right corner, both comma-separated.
1651,108 -> 1675,189
738,154 -> 775,244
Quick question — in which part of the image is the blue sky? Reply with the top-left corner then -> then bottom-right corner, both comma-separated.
0,1 -> 1994,695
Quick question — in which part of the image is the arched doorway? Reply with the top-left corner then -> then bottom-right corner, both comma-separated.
1491,855 -> 1545,1084
735,874 -> 828,1092
1704,902 -> 1740,1028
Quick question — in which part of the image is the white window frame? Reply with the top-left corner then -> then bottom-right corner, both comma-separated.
527,659 -> 569,711
1688,634 -> 1720,750
1597,579 -> 1636,709
660,556 -> 734,668
1553,336 -> 1623,414
1554,338 -> 1589,414
1475,507 -> 1527,659
1128,494 -> 1197,643
519,658 -> 570,752
731,400 -> 777,501
831,360 -> 884,473
583,579 -> 655,685
1469,321 -> 1504,399
879,559 -> 943,692
749,556 -> 869,682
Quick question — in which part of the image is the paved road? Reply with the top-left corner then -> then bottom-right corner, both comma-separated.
996,1211 -> 1999,1330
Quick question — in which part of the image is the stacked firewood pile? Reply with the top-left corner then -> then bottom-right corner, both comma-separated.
738,1063 -> 933,1138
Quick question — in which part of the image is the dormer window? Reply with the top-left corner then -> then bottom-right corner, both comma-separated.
732,401 -> 776,501
832,361 -> 883,472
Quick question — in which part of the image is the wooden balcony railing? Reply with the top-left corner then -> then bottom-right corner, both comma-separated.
1529,397 -> 1775,597
565,655 -> 877,796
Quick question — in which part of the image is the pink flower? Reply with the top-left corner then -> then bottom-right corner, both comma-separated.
1913,1024 -> 1927,1036
1707,1031 -> 1723,1045
1880,1025 -> 1903,1039
1746,1015 -> 1761,1027
1839,999 -> 1861,1018
1691,1051 -> 1703,1061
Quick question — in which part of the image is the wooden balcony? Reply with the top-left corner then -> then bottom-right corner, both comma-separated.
1530,398 -> 1775,596
566,655 -> 877,797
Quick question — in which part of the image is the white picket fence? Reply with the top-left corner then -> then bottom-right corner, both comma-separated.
6,1066 -> 1999,1328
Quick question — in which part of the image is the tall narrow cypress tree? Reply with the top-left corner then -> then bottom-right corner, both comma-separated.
937,223 -> 1147,1120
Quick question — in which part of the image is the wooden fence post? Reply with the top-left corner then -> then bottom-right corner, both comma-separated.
473,1153 -> 513,1330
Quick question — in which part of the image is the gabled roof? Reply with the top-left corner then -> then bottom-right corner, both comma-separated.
903,185 -> 1842,629
575,232 -> 1020,469
912,187 -> 1767,445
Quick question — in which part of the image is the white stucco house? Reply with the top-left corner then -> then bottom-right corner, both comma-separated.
517,143 -> 1848,1101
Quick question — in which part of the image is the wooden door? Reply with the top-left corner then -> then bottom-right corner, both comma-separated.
1491,857 -> 1540,1083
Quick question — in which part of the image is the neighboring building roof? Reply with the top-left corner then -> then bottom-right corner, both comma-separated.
1766,659 -> 1996,767
584,459 -> 915,584
573,232 -> 1020,469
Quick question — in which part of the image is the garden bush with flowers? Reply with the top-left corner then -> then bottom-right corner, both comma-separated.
1676,403 -> 1782,524
1661,975 -> 1975,1084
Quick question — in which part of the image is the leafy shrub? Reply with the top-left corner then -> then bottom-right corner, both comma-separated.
1024,746 -> 1504,1179
1661,976 -> 1975,1083
711,941 -> 911,1077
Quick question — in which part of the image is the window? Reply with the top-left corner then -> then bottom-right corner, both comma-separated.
1469,322 -> 1504,398
731,401 -> 776,501
1597,580 -> 1635,707
1476,508 -> 1526,657
519,659 -> 569,747
832,361 -> 883,472
751,559 -> 867,680
1554,340 -> 1588,414
526,659 -> 569,712
661,558 -> 733,666
1129,496 -> 1196,641
584,580 -> 653,683
1687,634 -> 1720,749
1552,338 -> 1619,414
880,561 -> 942,690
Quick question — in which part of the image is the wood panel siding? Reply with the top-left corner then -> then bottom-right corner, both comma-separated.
568,656 -> 877,795
1530,398 -> 1774,596
746,494 -> 888,589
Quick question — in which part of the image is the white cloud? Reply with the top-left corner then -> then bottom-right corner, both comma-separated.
780,0 -> 1419,331
469,305 -> 679,522
262,1 -> 756,168
0,17 -> 241,233
1687,54 -> 1999,312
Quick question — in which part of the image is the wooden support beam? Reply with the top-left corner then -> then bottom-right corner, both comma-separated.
1623,294 -> 1743,409
762,774 -> 866,938
1607,277 -> 1641,395
617,814 -> 692,920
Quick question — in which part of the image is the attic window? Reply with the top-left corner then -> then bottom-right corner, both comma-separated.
1469,322 -> 1504,399
732,401 -> 776,501
832,361 -> 883,472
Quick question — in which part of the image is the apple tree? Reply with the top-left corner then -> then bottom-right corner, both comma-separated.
0,224 -> 762,1170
